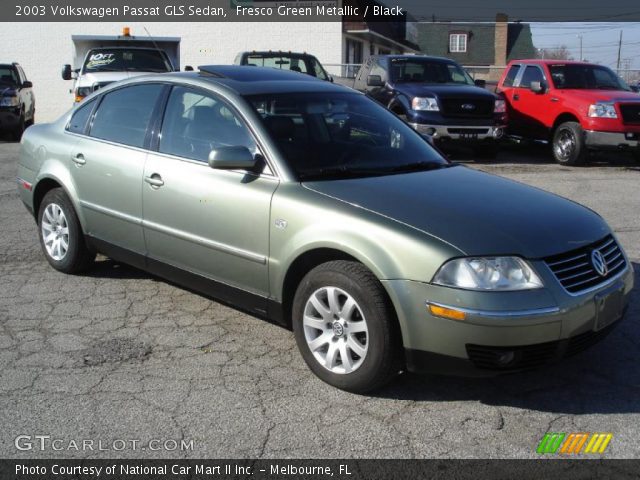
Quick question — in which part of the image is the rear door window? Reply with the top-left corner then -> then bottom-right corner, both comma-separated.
89,84 -> 164,148
67,99 -> 96,135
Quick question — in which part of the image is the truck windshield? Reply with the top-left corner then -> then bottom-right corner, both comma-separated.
0,65 -> 19,85
245,54 -> 330,81
390,59 -> 475,86
247,92 -> 449,180
82,49 -> 172,73
549,64 -> 631,91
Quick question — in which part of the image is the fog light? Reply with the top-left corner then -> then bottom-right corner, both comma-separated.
493,128 -> 504,139
496,351 -> 515,365
428,303 -> 466,321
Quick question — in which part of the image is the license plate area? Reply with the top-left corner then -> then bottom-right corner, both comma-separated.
594,283 -> 624,331
459,133 -> 479,140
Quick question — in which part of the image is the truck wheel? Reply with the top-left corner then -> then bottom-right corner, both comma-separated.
292,260 -> 401,393
552,122 -> 586,165
11,111 -> 25,141
37,188 -> 95,274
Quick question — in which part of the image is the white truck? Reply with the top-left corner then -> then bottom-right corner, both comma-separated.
61,28 -> 181,103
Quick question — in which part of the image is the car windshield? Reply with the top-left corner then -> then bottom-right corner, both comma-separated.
549,64 -> 631,91
0,66 -> 19,86
82,49 -> 172,73
246,54 -> 329,80
390,59 -> 475,86
247,92 -> 450,180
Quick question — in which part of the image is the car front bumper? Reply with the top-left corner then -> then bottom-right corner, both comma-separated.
382,261 -> 634,377
0,107 -> 21,130
585,130 -> 640,149
409,122 -> 506,142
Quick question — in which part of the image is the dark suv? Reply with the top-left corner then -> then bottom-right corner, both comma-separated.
354,55 -> 506,158
0,62 -> 35,140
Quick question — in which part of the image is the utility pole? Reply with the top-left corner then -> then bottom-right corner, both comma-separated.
578,35 -> 583,61
616,30 -> 623,73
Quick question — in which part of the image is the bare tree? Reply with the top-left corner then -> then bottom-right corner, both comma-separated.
537,46 -> 574,60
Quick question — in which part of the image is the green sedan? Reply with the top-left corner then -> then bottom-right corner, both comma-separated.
17,66 -> 634,392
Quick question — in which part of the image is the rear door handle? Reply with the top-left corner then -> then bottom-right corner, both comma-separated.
144,174 -> 164,188
72,153 -> 86,165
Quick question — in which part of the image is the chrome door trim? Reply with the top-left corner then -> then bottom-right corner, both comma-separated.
79,200 -> 142,225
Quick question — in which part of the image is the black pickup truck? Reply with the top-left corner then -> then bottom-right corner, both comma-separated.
354,55 -> 506,158
0,62 -> 35,140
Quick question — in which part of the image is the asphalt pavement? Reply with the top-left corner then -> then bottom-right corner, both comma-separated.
0,137 -> 638,459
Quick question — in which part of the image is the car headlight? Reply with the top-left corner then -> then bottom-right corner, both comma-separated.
588,103 -> 617,118
412,97 -> 439,111
75,87 -> 93,102
432,257 -> 543,291
494,99 -> 507,113
0,96 -> 19,107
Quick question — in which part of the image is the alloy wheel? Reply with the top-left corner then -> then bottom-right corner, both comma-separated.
41,203 -> 69,261
302,286 -> 369,374
554,128 -> 576,161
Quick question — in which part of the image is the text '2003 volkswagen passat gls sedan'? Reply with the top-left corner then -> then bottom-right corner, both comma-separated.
17,66 -> 633,392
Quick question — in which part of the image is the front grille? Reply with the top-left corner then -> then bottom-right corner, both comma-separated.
447,128 -> 490,135
619,103 -> 640,125
544,235 -> 627,294
440,97 -> 494,118
467,314 -> 623,371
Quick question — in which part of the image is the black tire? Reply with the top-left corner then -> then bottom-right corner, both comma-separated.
552,122 -> 587,165
37,188 -> 95,274
473,144 -> 499,161
11,111 -> 25,141
292,260 -> 402,393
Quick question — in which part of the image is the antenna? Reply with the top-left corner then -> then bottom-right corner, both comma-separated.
143,25 -> 174,71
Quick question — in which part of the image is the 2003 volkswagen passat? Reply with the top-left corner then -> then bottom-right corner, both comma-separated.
17,66 -> 633,392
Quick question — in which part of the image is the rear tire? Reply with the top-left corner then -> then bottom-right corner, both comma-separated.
37,188 -> 95,274
552,122 -> 586,165
292,260 -> 401,393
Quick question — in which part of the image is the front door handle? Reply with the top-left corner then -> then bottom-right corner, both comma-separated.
551,97 -> 560,102
72,153 -> 86,165
144,174 -> 164,188
513,93 -> 520,101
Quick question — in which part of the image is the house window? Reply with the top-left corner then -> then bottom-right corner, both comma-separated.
449,33 -> 468,53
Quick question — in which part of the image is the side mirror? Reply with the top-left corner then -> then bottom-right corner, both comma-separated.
208,146 -> 257,171
22,80 -> 33,88
367,75 -> 384,87
530,81 -> 547,94
184,65 -> 194,72
474,79 -> 486,88
62,64 -> 72,81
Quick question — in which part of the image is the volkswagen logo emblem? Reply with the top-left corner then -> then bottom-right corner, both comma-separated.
461,103 -> 476,111
591,250 -> 608,277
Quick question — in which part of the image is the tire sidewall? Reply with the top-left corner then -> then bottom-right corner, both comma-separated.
37,189 -> 84,273
553,122 -> 585,165
292,266 -> 391,392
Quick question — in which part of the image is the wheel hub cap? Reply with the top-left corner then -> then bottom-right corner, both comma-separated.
41,203 -> 69,261
302,286 -> 369,375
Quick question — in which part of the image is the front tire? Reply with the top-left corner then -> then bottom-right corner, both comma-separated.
552,122 -> 586,165
37,188 -> 95,273
292,261 -> 401,393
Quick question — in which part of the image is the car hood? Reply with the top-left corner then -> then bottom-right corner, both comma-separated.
393,82 -> 497,100
558,89 -> 640,103
303,166 -> 610,258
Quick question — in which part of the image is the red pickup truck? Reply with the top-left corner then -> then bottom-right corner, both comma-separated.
497,60 -> 640,165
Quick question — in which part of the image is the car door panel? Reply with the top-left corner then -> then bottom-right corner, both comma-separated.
142,156 -> 277,296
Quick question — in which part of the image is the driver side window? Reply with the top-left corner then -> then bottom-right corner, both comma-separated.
159,86 -> 256,163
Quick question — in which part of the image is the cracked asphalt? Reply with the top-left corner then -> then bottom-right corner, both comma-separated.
0,137 -> 638,459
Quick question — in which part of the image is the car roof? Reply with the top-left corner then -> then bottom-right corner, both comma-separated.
175,65 -> 351,95
379,54 -> 457,63
512,59 -> 605,66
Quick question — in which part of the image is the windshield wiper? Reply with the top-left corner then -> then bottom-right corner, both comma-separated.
386,161 -> 453,173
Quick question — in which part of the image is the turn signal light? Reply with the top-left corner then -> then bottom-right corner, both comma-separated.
123,26 -> 131,36
428,304 -> 466,321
